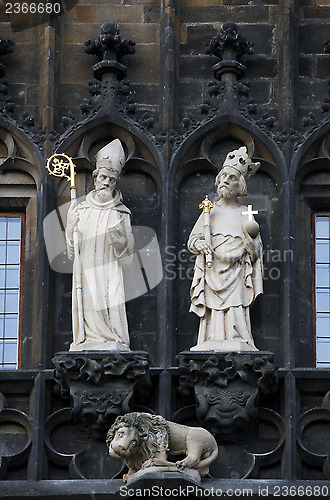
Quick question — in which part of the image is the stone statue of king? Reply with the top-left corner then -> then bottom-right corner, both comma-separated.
188,146 -> 263,352
66,139 -> 134,351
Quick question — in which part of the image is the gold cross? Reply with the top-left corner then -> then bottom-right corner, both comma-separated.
242,204 -> 258,221
199,195 -> 214,214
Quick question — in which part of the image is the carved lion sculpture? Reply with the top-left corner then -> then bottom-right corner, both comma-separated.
106,412 -> 218,482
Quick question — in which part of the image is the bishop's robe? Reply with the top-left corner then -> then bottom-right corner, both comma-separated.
66,189 -> 134,350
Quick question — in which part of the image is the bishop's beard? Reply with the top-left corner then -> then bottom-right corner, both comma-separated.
95,187 -> 113,202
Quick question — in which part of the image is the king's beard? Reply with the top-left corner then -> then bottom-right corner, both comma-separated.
94,187 -> 114,202
218,185 -> 236,200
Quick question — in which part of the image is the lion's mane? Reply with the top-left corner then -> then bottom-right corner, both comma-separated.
106,412 -> 170,463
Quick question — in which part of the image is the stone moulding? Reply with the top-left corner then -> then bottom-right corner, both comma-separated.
177,351 -> 278,440
0,393 -> 32,480
52,351 -> 150,431
297,389 -> 330,480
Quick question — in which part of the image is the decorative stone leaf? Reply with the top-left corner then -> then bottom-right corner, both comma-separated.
177,352 -> 277,440
0,39 -> 15,57
205,22 -> 254,60
52,352 -> 150,432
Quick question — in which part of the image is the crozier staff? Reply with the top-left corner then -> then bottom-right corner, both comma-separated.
46,153 -> 84,343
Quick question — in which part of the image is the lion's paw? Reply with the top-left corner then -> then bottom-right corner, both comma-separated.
175,460 -> 187,471
142,459 -> 155,469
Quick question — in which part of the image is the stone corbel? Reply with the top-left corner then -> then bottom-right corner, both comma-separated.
177,351 -> 278,441
52,351 -> 150,432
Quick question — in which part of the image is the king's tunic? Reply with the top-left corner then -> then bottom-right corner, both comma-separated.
188,204 -> 263,349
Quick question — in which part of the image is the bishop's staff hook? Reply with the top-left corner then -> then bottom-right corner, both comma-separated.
46,154 -> 85,344
199,195 -> 214,268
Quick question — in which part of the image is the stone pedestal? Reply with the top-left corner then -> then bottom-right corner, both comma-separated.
127,466 -> 201,484
69,341 -> 130,351
52,351 -> 150,431
177,351 -> 278,441
190,339 -> 258,352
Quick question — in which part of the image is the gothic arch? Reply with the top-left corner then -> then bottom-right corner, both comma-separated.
49,117 -> 165,362
291,123 -> 330,188
53,116 -> 165,189
0,118 -> 45,370
169,115 -> 287,188
0,118 -> 43,190
292,126 -> 330,367
167,117 -> 287,360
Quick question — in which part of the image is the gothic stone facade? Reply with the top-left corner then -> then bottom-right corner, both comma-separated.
0,1 -> 330,498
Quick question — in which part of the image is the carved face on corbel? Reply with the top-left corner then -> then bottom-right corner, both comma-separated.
195,381 -> 259,436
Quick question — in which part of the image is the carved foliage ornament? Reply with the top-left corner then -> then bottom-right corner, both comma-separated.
58,23 -> 139,138
205,22 -> 254,60
85,22 -> 135,81
177,352 -> 278,440
52,352 -> 150,430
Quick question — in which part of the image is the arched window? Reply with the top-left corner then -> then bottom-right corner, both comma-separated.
0,124 -> 41,369
296,146 -> 330,367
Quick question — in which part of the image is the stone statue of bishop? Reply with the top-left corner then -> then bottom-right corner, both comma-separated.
66,139 -> 134,351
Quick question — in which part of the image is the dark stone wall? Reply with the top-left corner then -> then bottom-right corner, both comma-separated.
59,0 -> 161,124
0,0 -> 330,496
299,0 -> 330,122
179,0 -> 279,114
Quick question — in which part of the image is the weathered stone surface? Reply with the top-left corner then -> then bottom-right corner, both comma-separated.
181,6 -> 270,23
177,351 -> 278,440
300,24 -> 330,54
0,0 -> 329,493
96,5 -> 144,24
303,6 -> 330,19
315,55 -> 330,78
107,412 -> 218,482
299,57 -> 314,78
52,351 -> 150,430
64,6 -> 98,23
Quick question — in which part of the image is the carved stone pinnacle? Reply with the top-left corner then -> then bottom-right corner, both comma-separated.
84,22 -> 135,81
